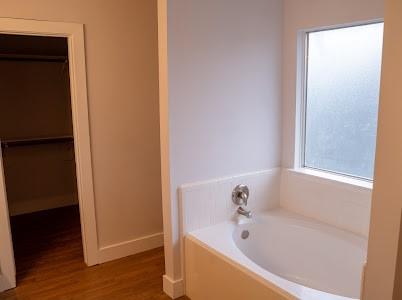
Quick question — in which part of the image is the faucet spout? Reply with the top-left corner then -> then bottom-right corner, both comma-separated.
237,206 -> 252,218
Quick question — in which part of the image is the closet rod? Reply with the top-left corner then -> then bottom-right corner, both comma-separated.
0,54 -> 68,63
1,136 -> 74,148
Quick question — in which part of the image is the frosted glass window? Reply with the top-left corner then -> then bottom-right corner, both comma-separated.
304,23 -> 384,180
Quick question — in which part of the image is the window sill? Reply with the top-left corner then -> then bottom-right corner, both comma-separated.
289,168 -> 373,191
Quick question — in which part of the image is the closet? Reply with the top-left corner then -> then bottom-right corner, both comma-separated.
0,34 -> 82,284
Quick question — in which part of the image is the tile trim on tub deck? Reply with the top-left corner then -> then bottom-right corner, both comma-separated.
179,168 -> 281,236
280,168 -> 372,237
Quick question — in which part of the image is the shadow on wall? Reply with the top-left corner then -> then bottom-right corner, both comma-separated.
393,208 -> 402,299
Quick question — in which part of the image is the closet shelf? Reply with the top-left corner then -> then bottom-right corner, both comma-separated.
0,54 -> 68,63
1,136 -> 74,148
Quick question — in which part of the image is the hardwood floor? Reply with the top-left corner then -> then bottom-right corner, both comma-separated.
1,206 -> 188,300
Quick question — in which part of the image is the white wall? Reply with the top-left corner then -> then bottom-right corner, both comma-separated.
281,0 -> 384,168
164,0 -> 283,293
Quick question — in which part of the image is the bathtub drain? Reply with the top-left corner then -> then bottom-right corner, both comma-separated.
241,230 -> 249,239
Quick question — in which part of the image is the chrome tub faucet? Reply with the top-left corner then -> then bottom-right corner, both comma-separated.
232,184 -> 252,218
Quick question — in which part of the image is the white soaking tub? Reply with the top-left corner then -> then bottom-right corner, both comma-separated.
184,209 -> 367,300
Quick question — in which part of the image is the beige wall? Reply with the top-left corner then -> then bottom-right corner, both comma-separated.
364,0 -> 402,298
0,0 -> 162,248
281,0 -> 384,168
394,212 -> 402,299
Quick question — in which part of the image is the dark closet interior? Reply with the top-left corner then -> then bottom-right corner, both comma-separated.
0,34 -> 83,284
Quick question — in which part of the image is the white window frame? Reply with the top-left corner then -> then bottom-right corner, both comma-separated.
294,19 -> 383,186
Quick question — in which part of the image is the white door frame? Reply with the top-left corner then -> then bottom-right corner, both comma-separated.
0,18 -> 99,273
0,152 -> 16,291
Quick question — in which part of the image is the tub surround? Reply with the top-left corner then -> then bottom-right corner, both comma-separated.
185,210 -> 364,300
180,168 -> 372,238
280,169 -> 372,237
179,168 -> 281,236
180,168 -> 371,299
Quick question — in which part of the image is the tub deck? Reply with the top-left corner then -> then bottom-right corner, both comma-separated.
185,209 -> 366,300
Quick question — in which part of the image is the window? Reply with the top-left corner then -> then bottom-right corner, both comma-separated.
301,22 -> 384,180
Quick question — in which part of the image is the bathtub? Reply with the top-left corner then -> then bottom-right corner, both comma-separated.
184,209 -> 367,300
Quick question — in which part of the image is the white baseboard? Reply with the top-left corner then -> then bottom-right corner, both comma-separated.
163,275 -> 184,299
97,232 -> 164,264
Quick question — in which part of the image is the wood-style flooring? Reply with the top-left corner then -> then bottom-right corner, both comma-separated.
0,206 -> 188,300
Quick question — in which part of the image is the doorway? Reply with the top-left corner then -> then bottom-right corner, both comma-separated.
0,18 -> 98,292
0,32 -> 83,288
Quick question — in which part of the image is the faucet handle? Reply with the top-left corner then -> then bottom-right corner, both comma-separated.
232,185 -> 249,206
